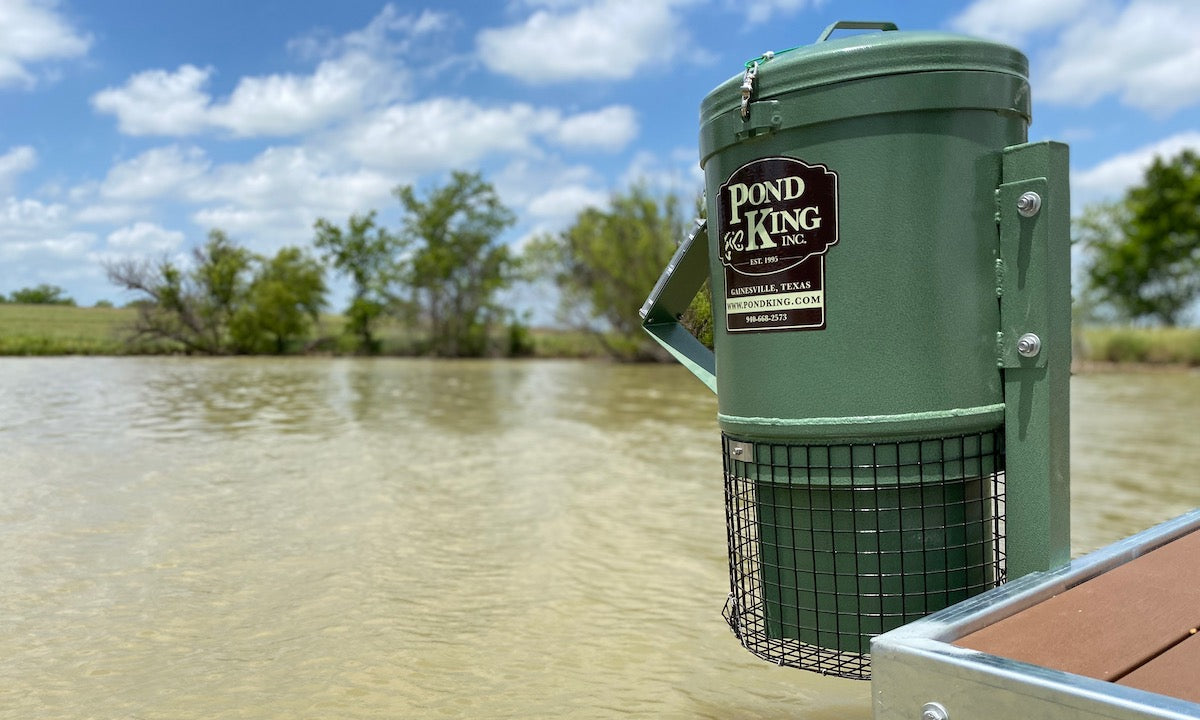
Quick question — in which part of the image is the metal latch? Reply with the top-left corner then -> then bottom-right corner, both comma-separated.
740,61 -> 757,119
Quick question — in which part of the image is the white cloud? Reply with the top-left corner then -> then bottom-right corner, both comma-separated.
106,222 -> 185,253
1073,131 -> 1200,202
216,60 -> 361,136
208,52 -> 405,137
339,99 -> 556,172
1040,0 -> 1200,114
491,155 -> 607,229
0,230 -> 95,261
91,58 -> 399,138
191,207 -> 292,236
0,145 -> 37,191
91,64 -> 214,135
181,146 -> 396,248
91,6 -> 436,137
38,231 -> 95,256
291,5 -> 450,59
74,203 -> 146,224
0,196 -> 67,236
526,185 -> 608,223
948,0 -> 1090,45
100,145 -> 210,200
0,196 -> 88,267
953,0 -> 1200,115
621,149 -> 703,198
0,0 -> 90,88
477,0 -> 691,83
734,0 -> 823,27
190,147 -> 392,209
550,106 -> 638,151
188,205 -> 342,256
339,99 -> 639,173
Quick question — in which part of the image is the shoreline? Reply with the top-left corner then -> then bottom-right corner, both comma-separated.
1072,360 -> 1198,374
4,304 -> 1200,366
2,349 -> 1197,372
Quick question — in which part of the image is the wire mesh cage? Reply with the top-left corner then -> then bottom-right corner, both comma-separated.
721,430 -> 1006,680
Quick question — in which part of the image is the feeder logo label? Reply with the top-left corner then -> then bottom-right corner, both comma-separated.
717,156 -> 839,332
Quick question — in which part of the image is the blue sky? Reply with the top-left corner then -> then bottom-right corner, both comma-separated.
1,0 -> 1197,307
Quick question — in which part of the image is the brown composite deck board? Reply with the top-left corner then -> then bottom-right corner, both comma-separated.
954,529 -> 1200,682
1118,631 -> 1200,703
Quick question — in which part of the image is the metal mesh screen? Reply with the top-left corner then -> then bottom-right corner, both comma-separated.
721,430 -> 1006,680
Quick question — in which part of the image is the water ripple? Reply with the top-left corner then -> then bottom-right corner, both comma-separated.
11,360 -> 1195,717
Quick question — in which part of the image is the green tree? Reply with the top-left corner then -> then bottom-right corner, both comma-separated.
395,171 -> 517,357
231,247 -> 327,354
191,230 -> 254,347
1081,150 -> 1200,325
313,211 -> 399,353
528,184 -> 708,359
106,230 -> 255,354
8,284 -> 75,305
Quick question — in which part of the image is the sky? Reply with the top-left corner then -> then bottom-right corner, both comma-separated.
1,0 -> 1198,308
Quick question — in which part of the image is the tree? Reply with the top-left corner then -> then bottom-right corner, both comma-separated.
106,230 -> 255,354
527,184 -> 706,359
231,247 -> 327,354
1081,150 -> 1200,325
313,211 -> 399,353
396,171 -> 517,357
191,230 -> 254,347
8,284 -> 75,305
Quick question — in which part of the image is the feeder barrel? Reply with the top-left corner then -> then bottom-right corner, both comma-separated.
641,21 -> 1070,679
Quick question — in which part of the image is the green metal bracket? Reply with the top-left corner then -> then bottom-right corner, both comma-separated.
640,220 -> 717,393
997,141 -> 1071,579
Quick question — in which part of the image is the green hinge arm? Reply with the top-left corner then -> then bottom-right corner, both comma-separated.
639,219 -> 717,393
815,20 -> 898,43
996,141 -> 1072,579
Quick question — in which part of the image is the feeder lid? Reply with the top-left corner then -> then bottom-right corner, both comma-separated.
700,21 -> 1029,123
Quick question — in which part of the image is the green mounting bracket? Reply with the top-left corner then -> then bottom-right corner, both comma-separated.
639,220 -> 717,394
997,141 -> 1072,579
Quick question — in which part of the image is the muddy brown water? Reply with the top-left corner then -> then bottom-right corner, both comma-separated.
1,358 -> 1196,718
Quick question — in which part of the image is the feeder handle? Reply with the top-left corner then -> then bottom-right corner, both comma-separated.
640,219 -> 717,394
815,21 -> 898,43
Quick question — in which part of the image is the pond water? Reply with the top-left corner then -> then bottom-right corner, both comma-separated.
1,358 -> 1197,718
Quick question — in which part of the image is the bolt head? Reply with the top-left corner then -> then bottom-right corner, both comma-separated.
1017,191 -> 1042,217
1017,333 -> 1042,358
921,702 -> 949,720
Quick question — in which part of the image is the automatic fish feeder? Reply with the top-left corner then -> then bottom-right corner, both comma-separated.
644,20 -> 1200,720
641,20 -> 1070,680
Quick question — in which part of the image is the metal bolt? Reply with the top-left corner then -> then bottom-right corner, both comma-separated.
733,446 -> 743,457
1017,333 -> 1042,358
1017,191 -> 1042,217
921,702 -> 949,720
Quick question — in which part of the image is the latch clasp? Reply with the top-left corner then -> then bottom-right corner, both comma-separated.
740,61 -> 758,120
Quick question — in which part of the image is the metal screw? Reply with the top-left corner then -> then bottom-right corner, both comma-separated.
733,446 -> 743,457
1017,333 -> 1042,358
1017,191 -> 1042,217
921,702 -> 949,720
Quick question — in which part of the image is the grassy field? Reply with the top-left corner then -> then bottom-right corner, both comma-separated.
0,304 -> 610,358
0,304 -> 143,355
4,303 -> 1200,365
1075,326 -> 1200,366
